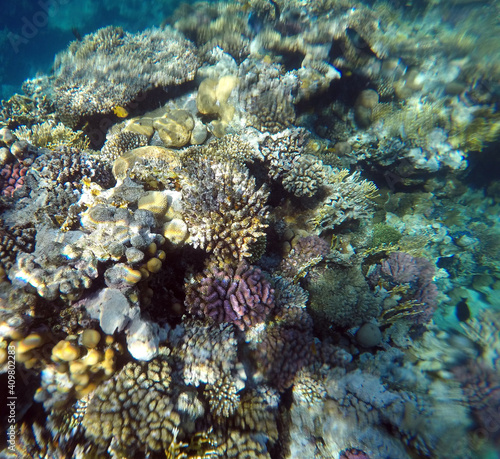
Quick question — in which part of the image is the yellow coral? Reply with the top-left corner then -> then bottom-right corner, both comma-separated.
14,120 -> 90,149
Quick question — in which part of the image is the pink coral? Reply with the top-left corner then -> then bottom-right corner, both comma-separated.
185,261 -> 275,330
339,448 -> 371,459
381,251 -> 418,283
0,163 -> 28,196
375,251 -> 438,324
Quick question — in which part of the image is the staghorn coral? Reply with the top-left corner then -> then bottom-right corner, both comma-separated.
185,261 -> 275,331
51,26 -> 198,121
181,159 -> 269,263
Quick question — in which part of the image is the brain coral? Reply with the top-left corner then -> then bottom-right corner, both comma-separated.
181,159 -> 269,263
52,26 -> 198,121
185,261 -> 275,330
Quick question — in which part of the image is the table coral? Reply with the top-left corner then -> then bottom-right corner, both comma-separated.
51,26 -> 198,121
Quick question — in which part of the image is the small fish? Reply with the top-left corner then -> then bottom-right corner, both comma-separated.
346,28 -> 378,58
455,298 -> 470,322
71,27 -> 82,41
113,106 -> 129,118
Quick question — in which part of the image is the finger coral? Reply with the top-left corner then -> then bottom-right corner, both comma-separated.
82,358 -> 199,455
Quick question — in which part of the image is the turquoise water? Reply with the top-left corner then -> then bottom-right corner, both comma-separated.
0,0 -> 499,458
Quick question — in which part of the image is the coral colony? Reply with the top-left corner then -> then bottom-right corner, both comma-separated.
0,0 -> 499,458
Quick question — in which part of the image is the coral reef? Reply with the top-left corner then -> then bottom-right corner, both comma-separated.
369,251 -> 439,325
82,358 -> 189,455
309,169 -> 378,233
238,59 -> 299,133
0,0 -> 499,457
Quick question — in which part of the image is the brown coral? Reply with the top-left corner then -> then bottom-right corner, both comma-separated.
181,159 -> 269,263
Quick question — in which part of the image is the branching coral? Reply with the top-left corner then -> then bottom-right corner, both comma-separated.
13,121 -> 89,149
82,358 -> 201,455
181,159 -> 269,263
369,252 -> 439,325
185,261 -> 275,330
309,169 -> 378,233
238,60 -> 299,133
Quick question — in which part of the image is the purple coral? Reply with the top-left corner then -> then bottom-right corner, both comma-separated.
452,360 -> 500,447
374,251 -> 438,324
252,308 -> 314,391
339,448 -> 371,459
381,251 -> 419,283
185,262 -> 275,330
279,235 -> 329,280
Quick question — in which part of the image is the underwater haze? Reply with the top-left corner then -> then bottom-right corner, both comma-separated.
0,0 -> 499,458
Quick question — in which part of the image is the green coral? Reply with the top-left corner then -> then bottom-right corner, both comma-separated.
371,223 -> 402,248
